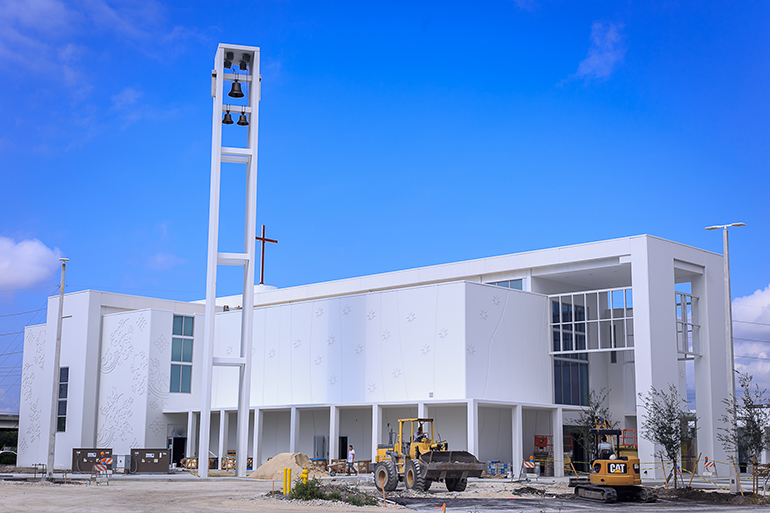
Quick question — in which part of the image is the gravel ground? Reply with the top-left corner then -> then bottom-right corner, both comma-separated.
1,473 -> 763,513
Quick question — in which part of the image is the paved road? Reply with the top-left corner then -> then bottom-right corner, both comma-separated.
392,497 -> 765,512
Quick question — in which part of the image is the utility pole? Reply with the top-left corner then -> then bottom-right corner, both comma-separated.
46,257 -> 68,481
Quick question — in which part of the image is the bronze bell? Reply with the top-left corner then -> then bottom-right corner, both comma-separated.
222,110 -> 234,125
237,112 -> 249,126
228,78 -> 244,98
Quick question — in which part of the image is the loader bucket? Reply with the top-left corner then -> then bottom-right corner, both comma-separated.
419,450 -> 486,480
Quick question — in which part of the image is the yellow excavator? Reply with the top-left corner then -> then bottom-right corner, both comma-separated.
373,418 -> 485,492
571,427 -> 657,503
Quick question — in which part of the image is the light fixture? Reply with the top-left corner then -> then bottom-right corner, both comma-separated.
224,51 -> 234,69
228,73 -> 244,98
237,106 -> 249,126
222,106 -> 233,125
239,53 -> 251,71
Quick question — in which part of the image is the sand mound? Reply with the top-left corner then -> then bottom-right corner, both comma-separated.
249,452 -> 326,480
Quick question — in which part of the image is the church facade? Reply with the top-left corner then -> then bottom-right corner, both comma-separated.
19,234 -> 730,478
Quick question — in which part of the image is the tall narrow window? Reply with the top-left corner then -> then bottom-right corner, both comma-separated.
57,367 -> 69,432
170,315 -> 194,393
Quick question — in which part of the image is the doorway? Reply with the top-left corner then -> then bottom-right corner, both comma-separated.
338,436 -> 348,460
172,437 -> 186,465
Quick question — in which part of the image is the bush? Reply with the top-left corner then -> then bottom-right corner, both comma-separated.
346,495 -> 378,506
289,477 -> 326,501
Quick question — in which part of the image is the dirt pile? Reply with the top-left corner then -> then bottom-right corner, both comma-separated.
249,453 -> 326,481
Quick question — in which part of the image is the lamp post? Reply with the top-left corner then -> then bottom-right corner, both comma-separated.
705,222 -> 745,481
46,257 -> 68,480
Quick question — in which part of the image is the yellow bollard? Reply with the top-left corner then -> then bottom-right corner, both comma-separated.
283,467 -> 292,495
301,466 -> 309,484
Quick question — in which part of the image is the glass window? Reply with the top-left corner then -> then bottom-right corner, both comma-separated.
172,338 -> 183,361
182,340 -> 193,362
510,279 -> 523,290
181,365 -> 192,393
173,315 -> 184,336
57,366 -> 68,432
170,364 -> 181,393
170,315 -> 194,393
183,316 -> 194,337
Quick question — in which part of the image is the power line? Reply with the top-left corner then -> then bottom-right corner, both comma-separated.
735,354 -> 770,361
734,319 -> 770,327
734,337 -> 770,344
0,307 -> 47,318
0,331 -> 23,337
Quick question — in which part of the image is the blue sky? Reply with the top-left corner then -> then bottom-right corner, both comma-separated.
1,0 -> 769,414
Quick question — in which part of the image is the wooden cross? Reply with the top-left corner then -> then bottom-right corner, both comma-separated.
255,224 -> 278,285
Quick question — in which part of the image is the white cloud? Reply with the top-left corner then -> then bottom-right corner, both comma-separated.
0,237 -> 62,289
146,252 -> 185,271
511,0 -> 535,10
575,21 -> 625,80
732,284 -> 770,392
111,87 -> 144,110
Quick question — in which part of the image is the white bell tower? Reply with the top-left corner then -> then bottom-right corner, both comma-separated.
198,43 -> 261,478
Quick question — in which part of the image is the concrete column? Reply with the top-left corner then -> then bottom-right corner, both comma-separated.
372,404 -> 381,463
289,407 -> 298,453
329,405 -> 339,465
254,409 -> 263,467
691,261 -> 730,471
186,410 -> 195,460
418,402 -> 426,418
512,405 -> 523,479
630,237 -> 680,478
218,409 -> 228,469
467,399 -> 478,457
552,407 -> 564,477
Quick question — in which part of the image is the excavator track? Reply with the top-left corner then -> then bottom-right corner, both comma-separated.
574,485 -> 657,503
574,484 -> 618,503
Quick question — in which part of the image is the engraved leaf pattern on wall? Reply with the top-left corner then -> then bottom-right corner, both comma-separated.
101,318 -> 135,373
97,386 -> 134,446
130,352 -> 148,395
32,329 -> 46,371
21,363 -> 34,401
147,358 -> 169,411
26,398 -> 41,443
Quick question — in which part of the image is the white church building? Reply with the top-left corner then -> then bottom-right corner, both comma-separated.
19,234 -> 731,478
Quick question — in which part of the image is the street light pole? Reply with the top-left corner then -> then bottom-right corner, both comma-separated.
705,222 -> 745,483
45,257 -> 68,481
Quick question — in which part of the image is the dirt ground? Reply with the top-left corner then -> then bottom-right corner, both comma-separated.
1,473 -> 767,512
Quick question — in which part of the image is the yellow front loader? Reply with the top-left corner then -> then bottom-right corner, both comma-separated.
373,418 -> 485,492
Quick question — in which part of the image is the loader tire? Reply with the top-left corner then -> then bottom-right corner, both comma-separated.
405,459 -> 427,492
374,461 -> 398,492
445,477 -> 467,492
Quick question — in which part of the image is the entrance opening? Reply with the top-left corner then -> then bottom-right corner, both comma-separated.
171,437 -> 186,466
338,436 -> 348,460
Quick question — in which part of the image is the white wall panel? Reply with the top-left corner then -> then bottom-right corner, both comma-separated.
465,284 -> 550,403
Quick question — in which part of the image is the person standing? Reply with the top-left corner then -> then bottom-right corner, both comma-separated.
346,444 -> 356,475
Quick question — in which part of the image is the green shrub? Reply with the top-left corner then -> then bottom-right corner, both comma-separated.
346,495 -> 378,506
289,477 -> 326,501
327,491 -> 342,501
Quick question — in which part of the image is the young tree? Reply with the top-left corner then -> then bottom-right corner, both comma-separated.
575,388 -> 617,466
718,371 -> 770,494
638,384 -> 697,489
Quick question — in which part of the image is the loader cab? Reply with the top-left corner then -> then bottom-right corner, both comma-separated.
399,418 -> 435,459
